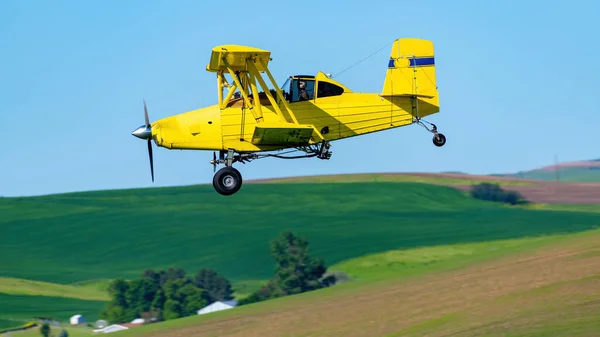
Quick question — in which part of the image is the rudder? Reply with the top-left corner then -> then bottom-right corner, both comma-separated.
382,38 -> 439,111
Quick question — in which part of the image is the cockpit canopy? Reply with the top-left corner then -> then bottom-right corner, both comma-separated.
280,72 -> 350,103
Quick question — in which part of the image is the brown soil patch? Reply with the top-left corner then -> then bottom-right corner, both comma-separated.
137,234 -> 600,337
453,182 -> 600,204
247,171 -> 545,184
247,172 -> 600,204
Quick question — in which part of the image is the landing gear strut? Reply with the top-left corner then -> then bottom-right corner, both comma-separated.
415,118 -> 446,147
208,142 -> 333,196
209,149 -> 251,196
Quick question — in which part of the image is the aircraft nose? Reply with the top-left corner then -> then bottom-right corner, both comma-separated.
132,125 -> 152,140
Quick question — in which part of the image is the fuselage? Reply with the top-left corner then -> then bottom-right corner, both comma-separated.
150,72 -> 439,153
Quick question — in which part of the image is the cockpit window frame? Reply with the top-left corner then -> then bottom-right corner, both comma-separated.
316,80 -> 345,99
289,76 -> 316,103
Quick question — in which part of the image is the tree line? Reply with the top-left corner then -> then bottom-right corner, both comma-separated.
100,230 -> 339,323
100,267 -> 233,323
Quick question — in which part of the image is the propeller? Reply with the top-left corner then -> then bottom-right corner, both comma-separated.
131,99 -> 154,182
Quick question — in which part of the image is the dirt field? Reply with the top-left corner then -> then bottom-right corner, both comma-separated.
131,231 -> 600,337
411,172 -> 600,204
453,182 -> 600,204
249,172 -> 600,204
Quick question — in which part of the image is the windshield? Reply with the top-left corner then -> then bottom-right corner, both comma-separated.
280,77 -> 290,91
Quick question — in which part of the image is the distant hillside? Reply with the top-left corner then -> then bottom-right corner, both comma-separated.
2,180 -> 600,285
2,177 -> 600,328
497,158 -> 600,182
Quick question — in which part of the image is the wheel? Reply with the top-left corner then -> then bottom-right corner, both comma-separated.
213,167 -> 243,196
433,133 -> 446,147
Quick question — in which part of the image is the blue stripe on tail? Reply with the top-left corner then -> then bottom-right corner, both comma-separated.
388,57 -> 435,68
409,57 -> 435,67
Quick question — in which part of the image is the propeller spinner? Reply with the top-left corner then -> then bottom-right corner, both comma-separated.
131,99 -> 154,182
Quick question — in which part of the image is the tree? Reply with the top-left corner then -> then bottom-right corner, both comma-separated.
162,299 -> 182,320
270,230 -> 328,296
193,268 -> 234,302
126,277 -> 161,314
470,182 -> 527,205
101,278 -> 135,323
107,278 -> 129,308
151,289 -> 166,315
39,323 -> 50,337
58,329 -> 69,337
239,231 -> 332,306
177,283 -> 210,316
161,267 -> 187,286
238,279 -> 281,305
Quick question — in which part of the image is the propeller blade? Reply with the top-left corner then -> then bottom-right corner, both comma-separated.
147,139 -> 154,182
144,99 -> 150,127
213,152 -> 216,172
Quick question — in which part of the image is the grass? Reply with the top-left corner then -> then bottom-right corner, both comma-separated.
0,319 -> 20,330
534,203 -> 600,213
2,325 -> 96,337
3,182 -> 600,286
0,293 -> 106,331
0,277 -> 109,301
108,228 -> 600,337
2,179 -> 600,332
329,233 -> 578,283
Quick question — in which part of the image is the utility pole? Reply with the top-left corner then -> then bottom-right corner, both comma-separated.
554,153 -> 560,182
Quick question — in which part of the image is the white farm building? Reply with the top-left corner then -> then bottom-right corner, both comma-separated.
69,314 -> 85,325
197,300 -> 238,315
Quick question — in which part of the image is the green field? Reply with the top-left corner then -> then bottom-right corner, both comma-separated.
2,180 -> 600,335
0,294 -> 105,322
0,277 -> 109,301
3,182 -> 600,284
0,294 -> 105,331
101,228 -> 600,337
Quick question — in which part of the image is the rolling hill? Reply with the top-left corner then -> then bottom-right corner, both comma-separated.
108,228 -> 600,337
2,174 -> 600,334
495,158 -> 600,182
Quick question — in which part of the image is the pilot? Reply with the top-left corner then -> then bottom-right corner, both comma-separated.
298,81 -> 309,101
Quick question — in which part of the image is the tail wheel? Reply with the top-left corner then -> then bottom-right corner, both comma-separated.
213,167 -> 243,196
433,133 -> 446,147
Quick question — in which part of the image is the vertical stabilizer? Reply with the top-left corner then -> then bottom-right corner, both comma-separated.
382,38 -> 439,110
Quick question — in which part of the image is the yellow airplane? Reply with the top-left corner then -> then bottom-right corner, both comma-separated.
132,37 -> 445,196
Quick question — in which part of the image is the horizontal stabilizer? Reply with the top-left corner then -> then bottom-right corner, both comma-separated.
380,93 -> 435,99
251,124 -> 319,146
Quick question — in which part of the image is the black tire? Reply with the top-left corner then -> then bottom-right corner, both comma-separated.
213,167 -> 243,196
433,133 -> 446,147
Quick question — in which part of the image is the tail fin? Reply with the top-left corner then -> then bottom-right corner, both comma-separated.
382,38 -> 439,110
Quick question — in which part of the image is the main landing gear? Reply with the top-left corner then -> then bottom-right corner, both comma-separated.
210,149 -> 247,196
415,118 -> 446,147
209,142 -> 333,196
213,166 -> 243,196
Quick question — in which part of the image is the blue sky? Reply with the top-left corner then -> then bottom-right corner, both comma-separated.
1,0 -> 598,197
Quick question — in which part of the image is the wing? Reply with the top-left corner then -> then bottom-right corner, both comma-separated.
206,45 -> 271,72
